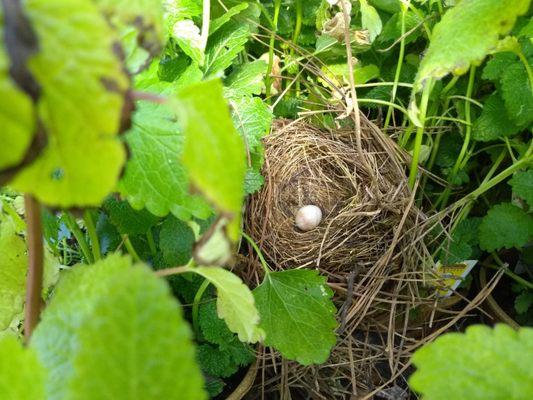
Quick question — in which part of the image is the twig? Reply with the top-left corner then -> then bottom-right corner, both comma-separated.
24,194 -> 44,341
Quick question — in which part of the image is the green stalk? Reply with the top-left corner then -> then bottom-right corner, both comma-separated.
123,235 -> 141,262
516,50 -> 533,93
241,231 -> 271,274
438,67 -> 476,208
265,0 -> 282,100
83,210 -> 100,261
192,279 -> 211,336
63,212 -> 93,264
383,4 -> 407,130
408,82 -> 432,189
146,226 -> 157,257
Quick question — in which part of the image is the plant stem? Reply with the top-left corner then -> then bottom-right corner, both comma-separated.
146,227 -> 157,257
516,49 -> 533,94
192,279 -> 211,336
383,3 -> 407,130
199,0 -> 210,53
241,231 -> 270,274
484,260 -> 533,290
265,0 -> 282,100
408,82 -> 432,189
123,235 -> 141,262
83,210 -> 100,261
24,194 -> 44,342
63,212 -> 93,264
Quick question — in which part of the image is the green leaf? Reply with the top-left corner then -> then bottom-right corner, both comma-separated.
31,254 -> 132,400
0,11 -> 35,171
191,266 -> 264,343
171,19 -> 204,65
224,60 -> 267,98
478,203 -> 533,252
11,0 -> 129,207
159,215 -> 195,266
0,336 -> 45,400
244,169 -> 265,195
0,217 -> 28,331
439,218 -> 482,264
230,96 -> 273,154
414,0 -> 530,90
103,197 -> 159,235
173,79 -> 246,240
500,61 -> 533,128
360,0 -> 383,42
482,52 -> 517,81
119,71 -> 211,220
253,269 -> 337,365
435,133 -> 463,167
509,170 -> 533,208
204,21 -> 250,77
199,300 -> 235,347
197,343 -> 236,378
410,324 -> 533,400
472,93 -> 521,142
209,3 -> 249,35
515,291 -> 533,314
66,264 -> 206,400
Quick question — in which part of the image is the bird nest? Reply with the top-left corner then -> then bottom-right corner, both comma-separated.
246,118 -> 417,277
241,118 -> 487,398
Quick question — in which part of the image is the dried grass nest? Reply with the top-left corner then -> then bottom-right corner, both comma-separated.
241,118 -> 485,398
246,118 -> 419,277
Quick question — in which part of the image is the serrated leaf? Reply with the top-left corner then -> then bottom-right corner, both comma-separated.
360,0 -> 383,42
224,60 -> 267,98
479,203 -> 533,252
192,266 -> 264,343
410,324 -> 533,400
414,0 -> 530,90
500,61 -> 533,128
199,300 -> 235,346
209,3 -> 249,35
481,52 -> 517,82
197,343 -> 235,378
230,96 -> 273,153
103,197 -> 159,235
119,71 -> 211,220
0,217 -> 27,331
472,93 -> 521,142
0,11 -> 35,171
253,269 -> 337,365
0,336 -> 45,400
244,169 -> 265,195
165,0 -> 202,20
159,215 -> 195,266
204,21 -> 250,77
31,254 -> 132,400
172,19 -> 204,65
66,265 -> 206,400
515,290 -> 533,314
10,0 -> 129,207
509,170 -> 533,208
439,218 -> 481,264
172,79 -> 246,240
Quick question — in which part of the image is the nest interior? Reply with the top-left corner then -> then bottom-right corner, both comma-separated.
246,118 -> 415,277
242,118 -> 486,399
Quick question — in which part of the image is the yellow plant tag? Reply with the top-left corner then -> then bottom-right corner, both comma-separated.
433,260 -> 477,298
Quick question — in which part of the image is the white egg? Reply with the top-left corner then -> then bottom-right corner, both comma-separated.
295,205 -> 322,231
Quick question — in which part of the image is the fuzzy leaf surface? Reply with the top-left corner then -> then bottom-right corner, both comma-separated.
192,266 -> 264,343
479,203 -> 533,252
410,324 -> 533,400
204,22 -> 250,77
224,60 -> 267,98
472,93 -> 520,142
11,0 -> 129,206
500,61 -> 533,128
414,0 -> 530,89
173,80 -> 246,240
253,269 -> 337,365
0,336 -> 45,400
509,170 -> 533,208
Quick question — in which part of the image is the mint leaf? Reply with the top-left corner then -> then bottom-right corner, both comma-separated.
209,3 -> 249,35
0,336 -> 45,400
224,60 -> 267,98
119,73 -> 211,220
360,0 -> 382,42
482,52 -> 517,81
159,215 -> 195,266
0,15 -> 35,171
197,343 -> 235,378
173,80 -> 246,240
66,265 -> 206,400
410,324 -> 533,400
0,217 -> 28,331
204,22 -> 250,77
253,269 -> 337,365
199,300 -> 235,347
244,169 -> 265,195
472,93 -> 521,142
103,197 -> 159,235
509,170 -> 533,208
479,203 -> 533,252
439,218 -> 482,264
192,266 -> 264,343
515,290 -> 533,314
11,0 -> 129,207
230,96 -> 273,154
414,0 -> 530,89
501,61 -> 533,128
